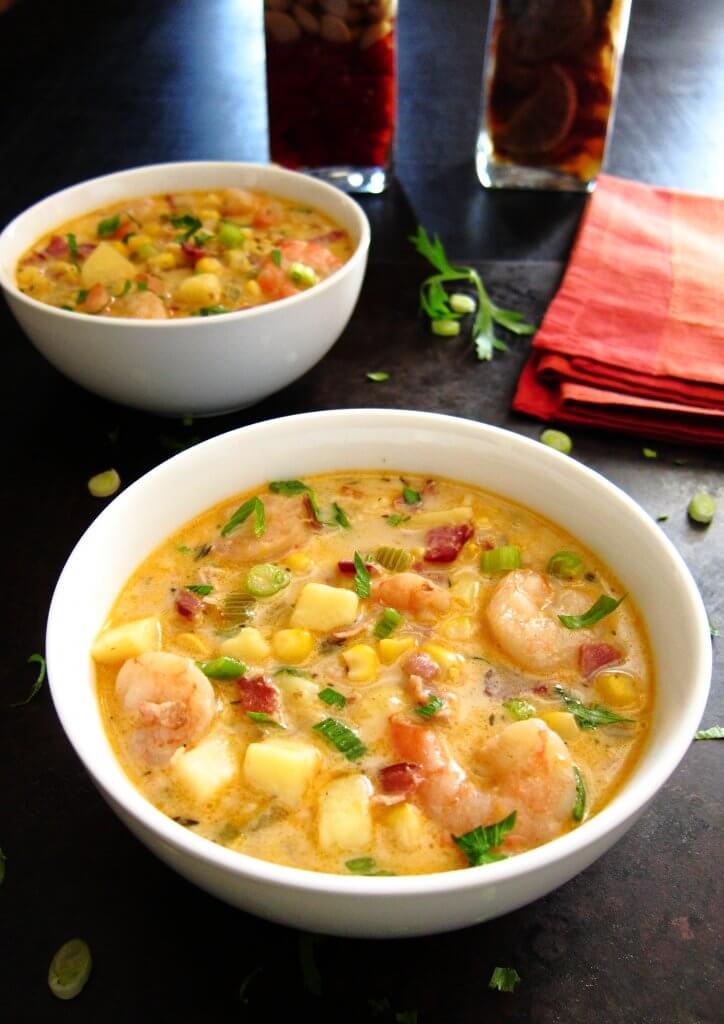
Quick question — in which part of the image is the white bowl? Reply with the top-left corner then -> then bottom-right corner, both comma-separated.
0,163 -> 370,416
46,411 -> 711,937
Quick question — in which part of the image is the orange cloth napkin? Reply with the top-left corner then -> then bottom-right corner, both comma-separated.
513,174 -> 724,446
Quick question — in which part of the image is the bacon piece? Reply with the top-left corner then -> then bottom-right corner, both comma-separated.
579,643 -> 622,678
175,589 -> 201,619
424,523 -> 474,563
310,229 -> 346,244
379,761 -> 424,798
45,235 -> 69,258
76,243 -> 96,259
237,675 -> 280,715
532,684 -> 548,695
403,651 -> 439,680
181,240 -> 207,265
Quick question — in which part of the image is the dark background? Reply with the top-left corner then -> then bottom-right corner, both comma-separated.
0,1 -> 721,1021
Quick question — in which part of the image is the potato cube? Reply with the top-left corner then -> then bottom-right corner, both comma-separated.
378,637 -> 415,665
171,730 -> 238,802
275,671 -> 319,703
318,774 -> 373,853
175,272 -> 222,308
596,671 -> 639,707
91,616 -> 161,663
541,711 -> 580,743
81,241 -> 136,288
220,627 -> 271,664
410,506 -> 473,528
384,802 -> 425,851
290,583 -> 359,632
342,644 -> 378,683
272,628 -> 314,664
243,738 -> 321,809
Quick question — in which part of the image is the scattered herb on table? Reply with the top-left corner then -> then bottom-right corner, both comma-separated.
238,967 -> 262,1005
554,685 -> 633,729
298,933 -> 322,996
367,371 -> 390,382
695,726 -> 724,740
642,447 -> 658,459
540,428 -> 572,454
87,468 -> 121,498
489,966 -> 521,993
657,514 -> 669,523
48,939 -> 92,1001
158,433 -> 200,452
11,653 -> 46,707
710,622 -> 720,638
688,491 -> 716,525
452,811 -> 517,866
395,1012 -> 419,1024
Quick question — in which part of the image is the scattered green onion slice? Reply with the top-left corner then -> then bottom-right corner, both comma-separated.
481,545 -> 521,573
502,698 -> 535,721
319,687 -> 346,708
374,546 -> 412,573
66,232 -> 79,262
710,622 -> 720,638
554,685 -> 634,730
431,318 -> 460,337
489,967 -> 521,993
185,583 -> 213,596
10,653 -> 46,708
373,607 -> 404,640
572,766 -> 586,822
540,429 -> 572,454
695,726 -> 724,740
199,305 -> 228,316
247,711 -> 284,727
288,261 -> 318,288
402,486 -> 421,505
269,479 -> 309,496
642,447 -> 658,459
313,718 -> 367,760
196,656 -> 246,680
218,221 -> 245,249
452,811 -> 517,866
97,214 -> 121,237
558,593 -> 625,629
415,696 -> 444,718
331,502 -> 351,529
273,666 -> 309,678
245,563 -> 291,598
353,551 -> 371,598
366,371 -> 390,382
688,491 -> 715,525
449,292 -> 476,314
87,468 -> 121,498
271,247 -> 282,267
137,279 -> 149,291
169,214 -> 202,239
344,856 -> 396,876
386,513 -> 410,527
547,550 -> 584,580
48,939 -> 92,1001
220,496 -> 265,538
76,288 -> 88,305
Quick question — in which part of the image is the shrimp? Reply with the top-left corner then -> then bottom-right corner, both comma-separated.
115,651 -> 216,767
390,715 -> 576,851
485,570 -> 591,673
216,492 -> 311,563
277,239 -> 341,275
373,572 -> 451,619
112,289 -> 168,319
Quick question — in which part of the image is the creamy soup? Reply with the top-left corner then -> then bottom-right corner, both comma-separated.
93,472 -> 653,876
16,189 -> 353,319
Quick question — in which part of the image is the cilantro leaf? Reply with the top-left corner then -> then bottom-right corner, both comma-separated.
452,811 -> 517,866
554,685 -> 634,729
353,551 -> 371,598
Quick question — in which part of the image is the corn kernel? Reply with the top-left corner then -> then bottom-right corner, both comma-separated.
421,642 -> 463,673
126,233 -> 152,253
245,278 -> 262,297
596,671 -> 639,707
199,208 -> 220,223
144,222 -> 162,237
286,552 -> 313,573
225,250 -> 250,272
149,251 -> 177,271
110,240 -> 129,255
272,628 -> 313,664
195,256 -> 224,274
541,711 -> 580,743
221,626 -> 271,664
17,266 -> 49,294
378,637 -> 415,665
343,644 -> 379,683
175,632 -> 212,657
385,802 -> 424,851
441,615 -> 478,641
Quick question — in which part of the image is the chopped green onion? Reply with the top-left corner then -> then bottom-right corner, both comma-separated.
558,593 -> 625,629
271,248 -> 282,267
10,653 -> 47,708
87,468 -> 121,498
196,656 -> 246,680
220,496 -> 265,538
554,685 -> 634,730
572,766 -> 586,821
245,563 -> 291,598
452,811 -> 517,866
344,857 -> 395,876
247,711 -> 284,727
169,214 -> 202,240
431,318 -> 460,337
177,545 -> 192,554
540,429 -> 572,454
402,486 -> 421,505
48,939 -> 92,1000
657,514 -> 669,523
331,502 -> 351,529
218,221 -> 246,249
313,718 -> 367,760
199,305 -> 228,316
386,514 -> 410,527
502,698 -> 535,721
642,447 -> 658,459
136,279 -> 149,292
374,546 -> 412,573
415,696 -> 444,718
688,491 -> 715,525
288,261 -> 318,288
273,666 -> 308,677
185,583 -> 213,596
319,687 -> 346,708
481,545 -> 521,573
353,551 -> 371,598
489,967 -> 521,993
76,288 -> 88,305
547,550 -> 584,580
449,292 -> 476,314
373,607 -> 404,639
194,543 -> 212,560
269,479 -> 309,496
97,215 -> 121,237
66,232 -> 79,262
366,371 -> 390,382
193,231 -> 214,246
117,279 -> 132,297
695,726 -> 724,740
710,622 -> 720,638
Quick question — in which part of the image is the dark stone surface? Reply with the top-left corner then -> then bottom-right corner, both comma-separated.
0,1 -> 721,1021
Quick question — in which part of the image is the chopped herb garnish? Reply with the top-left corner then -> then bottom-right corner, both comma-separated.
502,698 -> 536,720
220,496 -> 266,538
169,214 -> 202,240
572,766 -> 586,821
11,653 -> 46,707
410,225 -> 535,361
118,278 -> 132,297
245,563 -> 291,598
695,726 -> 724,740
688,491 -> 716,525
267,479 -> 345,528
540,428 -> 572,454
554,685 -> 634,730
269,479 -> 309,496
158,433 -> 200,452
331,502 -> 351,528
271,247 -> 282,267
367,371 -> 390,382
196,656 -> 246,680
238,967 -> 262,1005
298,933 -> 322,997
76,289 -> 88,305
489,966 -> 521,993
710,622 -> 720,638
176,545 -> 192,554
136,280 -> 148,292
199,305 -> 228,316
415,695 -> 444,718
313,718 -> 367,760
395,1013 -> 418,1024
247,711 -> 284,727
345,856 -> 396,876
186,583 -> 213,596
642,447 -> 658,459
273,666 -> 309,678
657,514 -> 669,522
66,232 -> 79,263
452,811 -> 517,866
193,231 -> 214,246
402,486 -> 421,505
319,687 -> 347,708
97,214 -> 121,237
353,551 -> 371,598
373,607 -> 403,639
386,513 -> 410,527
558,593 -> 626,629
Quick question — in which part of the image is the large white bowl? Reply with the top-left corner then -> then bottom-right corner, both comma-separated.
0,163 -> 369,416
46,411 -> 711,937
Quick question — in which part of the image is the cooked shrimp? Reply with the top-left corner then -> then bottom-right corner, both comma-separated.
113,289 -> 168,319
278,239 -> 341,275
485,570 -> 591,672
216,492 -> 311,562
390,716 -> 576,850
373,572 -> 451,619
116,651 -> 215,767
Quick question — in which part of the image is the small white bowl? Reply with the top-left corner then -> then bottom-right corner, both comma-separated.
0,163 -> 370,416
46,411 -> 711,937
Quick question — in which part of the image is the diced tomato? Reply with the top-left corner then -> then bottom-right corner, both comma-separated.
237,675 -> 280,715
424,524 -> 474,563
579,643 -> 622,678
379,761 -> 424,797
181,240 -> 207,266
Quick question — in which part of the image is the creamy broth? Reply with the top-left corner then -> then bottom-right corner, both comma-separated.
93,472 -> 653,876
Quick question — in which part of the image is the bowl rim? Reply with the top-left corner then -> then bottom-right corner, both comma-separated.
46,409 -> 712,898
0,160 -> 371,328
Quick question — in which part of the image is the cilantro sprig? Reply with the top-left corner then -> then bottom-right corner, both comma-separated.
554,685 -> 634,730
452,811 -> 517,866
410,225 -> 535,361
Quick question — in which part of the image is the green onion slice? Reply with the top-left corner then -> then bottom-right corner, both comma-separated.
695,725 -> 724,740
373,607 -> 404,639
97,214 -> 120,237
554,685 -> 634,730
186,583 -> 213,596
313,718 -> 367,760
572,766 -> 586,822
11,653 -> 46,707
415,696 -> 444,718
220,496 -> 265,538
547,550 -> 584,580
688,491 -> 716,525
502,698 -> 535,721
452,811 -> 517,866
353,551 -> 371,598
273,666 -> 309,678
489,966 -> 521,993
402,486 -> 421,505
48,939 -> 92,1001
540,429 -> 572,454
269,479 -> 309,496
247,711 -> 284,727
271,247 -> 282,267
558,593 -> 625,629
386,514 -> 410,527
245,563 -> 291,598
318,687 -> 346,708
196,656 -> 246,680
366,371 -> 390,382
344,856 -> 395,876
481,545 -> 521,573
374,545 -> 412,573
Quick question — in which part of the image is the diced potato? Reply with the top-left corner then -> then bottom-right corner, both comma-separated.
384,802 -> 425,851
541,711 -> 580,743
272,628 -> 314,664
343,644 -> 379,683
275,671 -> 319,704
81,241 -> 136,288
171,730 -> 238,802
318,774 -> 373,853
220,626 -> 271,664
286,552 -> 312,573
596,671 -> 638,707
378,637 -> 416,665
290,583 -> 359,632
410,506 -> 473,529
441,615 -> 478,641
175,272 -> 222,308
347,683 -> 404,742
91,616 -> 161,663
174,632 -> 212,657
421,642 -> 464,674
243,738 -> 321,809
450,578 -> 480,608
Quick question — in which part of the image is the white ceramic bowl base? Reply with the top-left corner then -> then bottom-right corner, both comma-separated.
46,411 -> 711,937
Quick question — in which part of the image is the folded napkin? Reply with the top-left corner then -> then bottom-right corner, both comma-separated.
513,174 -> 724,446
